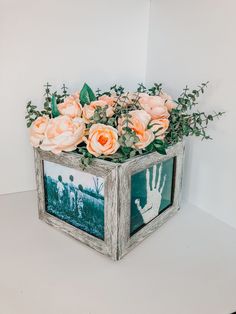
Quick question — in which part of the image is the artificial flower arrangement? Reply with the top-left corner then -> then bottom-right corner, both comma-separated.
25,82 -> 223,167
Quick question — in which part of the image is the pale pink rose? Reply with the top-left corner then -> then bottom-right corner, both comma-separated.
40,116 -> 85,154
159,91 -> 177,112
135,129 -> 155,149
58,93 -> 82,118
82,100 -> 114,123
72,91 -> 80,102
98,95 -> 116,106
139,93 -> 170,119
118,110 -> 154,149
30,116 -> 49,147
86,124 -> 120,157
150,118 -> 170,139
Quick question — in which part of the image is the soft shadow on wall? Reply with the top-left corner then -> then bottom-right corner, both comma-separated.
146,0 -> 236,227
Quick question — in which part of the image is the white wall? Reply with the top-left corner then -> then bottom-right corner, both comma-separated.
1,0 -> 235,229
0,0 -> 150,194
146,0 -> 236,227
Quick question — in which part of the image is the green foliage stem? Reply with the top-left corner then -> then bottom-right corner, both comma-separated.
25,81 -> 224,168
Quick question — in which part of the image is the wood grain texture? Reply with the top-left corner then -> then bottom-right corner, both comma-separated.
117,142 -> 185,259
104,166 -> 120,260
34,148 -> 118,259
34,143 -> 184,261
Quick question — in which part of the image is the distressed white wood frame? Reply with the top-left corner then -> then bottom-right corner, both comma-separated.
34,142 -> 184,261
34,149 -> 119,260
117,142 -> 184,259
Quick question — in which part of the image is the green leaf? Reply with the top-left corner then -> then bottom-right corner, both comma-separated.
155,139 -> 164,145
153,139 -> 167,155
51,95 -> 60,118
129,150 -> 136,158
208,115 -> 213,121
121,146 -> 131,155
155,145 -> 167,155
80,83 -> 96,106
145,143 -> 154,152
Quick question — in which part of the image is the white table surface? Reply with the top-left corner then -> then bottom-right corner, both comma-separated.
0,191 -> 236,314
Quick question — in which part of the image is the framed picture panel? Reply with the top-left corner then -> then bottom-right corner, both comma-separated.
118,143 -> 184,259
34,142 -> 184,260
34,149 -> 118,259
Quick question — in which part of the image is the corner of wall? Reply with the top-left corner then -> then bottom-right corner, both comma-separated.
144,0 -> 152,85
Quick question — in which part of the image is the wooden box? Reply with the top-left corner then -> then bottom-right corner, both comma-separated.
34,142 -> 184,260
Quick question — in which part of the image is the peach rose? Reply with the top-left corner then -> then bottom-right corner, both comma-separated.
159,91 -> 177,112
30,116 -> 49,147
58,92 -> 82,118
150,118 -> 169,139
86,124 -> 120,157
40,116 -> 85,154
118,110 -> 154,149
98,95 -> 116,106
82,100 -> 114,123
72,91 -> 80,102
139,93 -> 170,119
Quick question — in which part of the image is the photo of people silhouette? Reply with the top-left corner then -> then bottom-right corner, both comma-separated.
43,161 -> 104,239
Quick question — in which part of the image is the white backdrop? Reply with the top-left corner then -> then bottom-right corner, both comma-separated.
0,0 -> 150,194
1,0 -> 235,229
146,0 -> 236,227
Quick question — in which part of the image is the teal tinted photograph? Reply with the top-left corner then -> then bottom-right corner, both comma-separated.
130,158 -> 175,235
43,161 -> 104,240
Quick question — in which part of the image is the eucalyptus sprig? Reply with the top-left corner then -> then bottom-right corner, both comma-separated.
148,83 -> 163,96
137,83 -> 147,93
41,82 -> 52,116
165,107 -> 224,145
53,84 -> 70,105
25,101 -> 42,127
25,83 -> 71,126
77,146 -> 94,170
61,84 -> 69,97
25,81 -> 224,169
176,81 -> 209,111
90,106 -> 110,125
118,110 -> 139,148
110,84 -> 125,96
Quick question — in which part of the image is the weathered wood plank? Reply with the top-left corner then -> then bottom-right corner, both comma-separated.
34,148 -> 118,259
34,142 -> 184,261
117,142 -> 184,259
